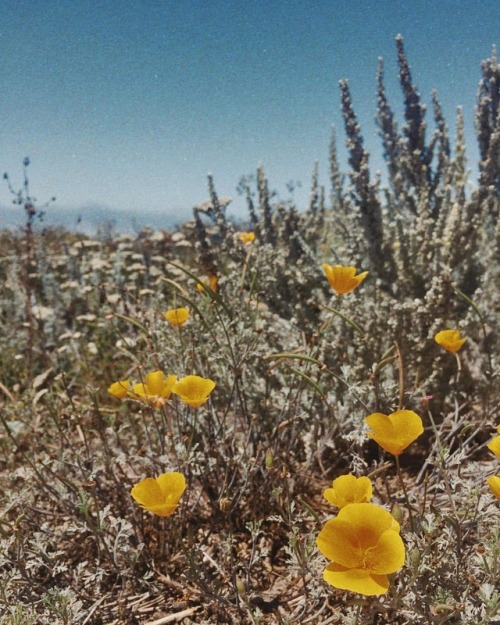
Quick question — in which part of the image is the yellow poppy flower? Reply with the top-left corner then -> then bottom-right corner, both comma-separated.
164,307 -> 190,327
487,425 -> 500,457
107,379 -> 131,399
172,375 -> 216,408
434,329 -> 467,353
131,370 -> 177,408
239,231 -> 255,245
365,410 -> 424,456
317,503 -> 405,596
322,264 -> 368,295
487,476 -> 500,499
323,475 -> 372,508
196,274 -> 218,292
131,472 -> 186,517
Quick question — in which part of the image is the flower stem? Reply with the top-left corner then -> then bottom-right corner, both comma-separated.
394,341 -> 405,411
454,352 -> 462,385
395,455 -> 416,533
322,304 -> 364,334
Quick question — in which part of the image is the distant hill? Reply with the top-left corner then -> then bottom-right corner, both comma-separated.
1,203 -> 181,234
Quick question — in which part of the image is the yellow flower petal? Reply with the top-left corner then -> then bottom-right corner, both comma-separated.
323,475 -> 372,508
368,529 -> 406,574
334,503 -> 400,546
144,371 -> 168,396
172,375 -> 216,408
434,329 -> 467,353
131,371 -> 177,408
487,436 -> 500,457
132,383 -> 149,400
196,275 -> 218,292
156,472 -> 186,501
107,379 -> 130,399
317,518 -> 365,568
239,231 -> 255,245
365,410 -> 424,456
317,503 -> 405,596
317,504 -> 403,569
164,307 -> 190,327
131,472 -> 186,517
323,563 -> 390,596
487,476 -> 500,499
131,477 -> 163,508
322,264 -> 368,295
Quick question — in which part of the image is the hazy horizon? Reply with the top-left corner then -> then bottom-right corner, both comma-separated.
1,1 -> 498,226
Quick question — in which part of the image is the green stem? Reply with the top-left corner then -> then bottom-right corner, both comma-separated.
322,305 -> 364,334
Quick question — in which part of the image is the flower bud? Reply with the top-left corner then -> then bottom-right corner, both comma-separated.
410,547 -> 421,570
265,449 -> 274,469
235,577 -> 246,595
391,504 -> 404,524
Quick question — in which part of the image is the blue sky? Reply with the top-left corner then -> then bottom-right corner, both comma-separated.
1,1 -> 498,226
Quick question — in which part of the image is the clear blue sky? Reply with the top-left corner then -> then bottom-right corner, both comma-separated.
1,1 -> 498,224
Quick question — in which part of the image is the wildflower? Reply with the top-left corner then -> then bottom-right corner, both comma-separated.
239,231 -> 255,245
164,307 -> 190,327
487,476 -> 500,499
434,329 -> 467,353
131,370 -> 177,408
107,379 -> 131,399
172,375 -> 216,408
322,264 -> 368,295
131,471 -> 186,516
323,475 -> 372,508
317,503 -> 405,595
365,410 -> 424,456
196,274 -> 218,292
487,424 -> 500,457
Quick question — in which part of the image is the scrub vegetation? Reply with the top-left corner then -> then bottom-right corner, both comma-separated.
0,37 -> 499,625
